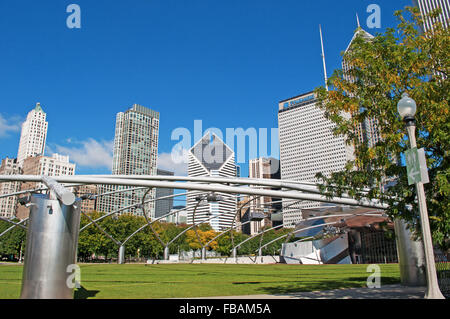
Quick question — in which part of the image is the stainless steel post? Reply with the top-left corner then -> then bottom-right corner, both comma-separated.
394,219 -> 426,286
163,246 -> 169,260
20,193 -> 81,299
118,245 -> 125,264
201,247 -> 206,260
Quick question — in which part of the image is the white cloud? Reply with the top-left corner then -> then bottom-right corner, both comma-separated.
157,148 -> 189,176
0,114 -> 22,138
49,138 -> 113,170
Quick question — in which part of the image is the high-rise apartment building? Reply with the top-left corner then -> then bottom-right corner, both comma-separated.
17,103 -> 48,166
186,132 -> 237,231
155,169 -> 174,219
278,91 -> 354,227
0,158 -> 22,218
96,104 -> 159,217
413,0 -> 450,31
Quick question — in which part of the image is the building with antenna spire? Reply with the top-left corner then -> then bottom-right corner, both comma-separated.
342,22 -> 382,149
17,103 -> 48,166
319,24 -> 328,91
277,90 -> 355,227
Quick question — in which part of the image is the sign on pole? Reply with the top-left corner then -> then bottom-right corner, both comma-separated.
405,147 -> 429,185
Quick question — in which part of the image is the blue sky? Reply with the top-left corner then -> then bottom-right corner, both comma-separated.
0,0 -> 413,177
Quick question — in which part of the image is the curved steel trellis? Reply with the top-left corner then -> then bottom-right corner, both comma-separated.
256,212 -> 385,255
202,198 -> 299,251
0,174 -> 394,264
0,175 -> 391,209
0,217 -> 28,238
0,217 -> 28,231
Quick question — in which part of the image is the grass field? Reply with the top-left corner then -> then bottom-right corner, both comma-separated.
0,263 -> 401,299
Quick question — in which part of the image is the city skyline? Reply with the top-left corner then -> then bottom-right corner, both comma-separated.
0,1 -> 412,178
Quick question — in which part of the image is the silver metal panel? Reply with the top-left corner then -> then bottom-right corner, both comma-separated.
20,194 -> 81,299
118,245 -> 125,264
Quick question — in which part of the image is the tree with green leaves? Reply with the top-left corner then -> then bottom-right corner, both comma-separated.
0,219 -> 26,261
314,6 -> 449,249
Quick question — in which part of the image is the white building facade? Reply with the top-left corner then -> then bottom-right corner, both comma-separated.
278,91 -> 354,227
413,0 -> 450,31
0,158 -> 22,218
17,103 -> 48,166
186,133 -> 237,232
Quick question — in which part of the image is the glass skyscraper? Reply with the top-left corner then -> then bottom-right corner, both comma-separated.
96,104 -> 159,217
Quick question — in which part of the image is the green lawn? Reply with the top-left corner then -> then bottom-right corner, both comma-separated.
0,263 -> 401,299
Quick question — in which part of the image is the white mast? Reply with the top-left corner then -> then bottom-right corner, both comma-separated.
356,12 -> 361,28
319,24 -> 329,91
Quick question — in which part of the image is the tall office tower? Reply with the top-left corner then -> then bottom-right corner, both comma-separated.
17,103 -> 48,166
0,158 -> 22,218
248,157 -> 281,228
96,104 -> 159,217
186,132 -> 237,231
278,92 -> 354,227
413,0 -> 450,31
342,26 -> 382,149
154,169 -> 174,219
16,153 -> 76,219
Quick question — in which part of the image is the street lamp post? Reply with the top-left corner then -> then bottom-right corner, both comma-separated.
397,93 -> 444,299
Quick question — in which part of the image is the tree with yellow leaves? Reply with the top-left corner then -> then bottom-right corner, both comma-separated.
185,226 -> 219,251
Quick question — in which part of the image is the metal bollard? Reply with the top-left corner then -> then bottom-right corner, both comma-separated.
163,246 -> 170,260
394,219 -> 427,286
118,245 -> 125,264
20,193 -> 81,299
201,247 -> 206,261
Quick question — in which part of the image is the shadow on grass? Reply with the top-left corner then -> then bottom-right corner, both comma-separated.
256,276 -> 400,295
74,285 -> 100,299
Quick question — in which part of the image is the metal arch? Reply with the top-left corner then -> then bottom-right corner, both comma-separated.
0,217 -> 28,231
80,211 -> 122,246
165,193 -> 250,251
254,198 -> 309,253
230,195 -> 262,253
256,212 -> 385,254
139,187 -> 166,248
234,223 -> 287,251
256,222 -> 343,254
121,205 -> 191,246
80,191 -> 189,231
203,198 -> 300,250
0,218 -> 28,239
165,194 -> 297,256
164,202 -> 212,248
203,220 -> 254,250
190,194 -> 212,256
78,190 -> 193,262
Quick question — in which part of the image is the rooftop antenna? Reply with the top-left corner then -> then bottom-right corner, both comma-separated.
319,24 -> 329,91
356,12 -> 361,28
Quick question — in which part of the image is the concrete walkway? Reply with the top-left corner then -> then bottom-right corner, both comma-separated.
201,284 -> 427,299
